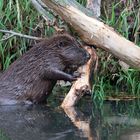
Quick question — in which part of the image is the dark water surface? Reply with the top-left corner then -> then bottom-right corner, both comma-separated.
0,99 -> 140,140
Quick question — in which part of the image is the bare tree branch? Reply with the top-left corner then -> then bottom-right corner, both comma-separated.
0,29 -> 42,40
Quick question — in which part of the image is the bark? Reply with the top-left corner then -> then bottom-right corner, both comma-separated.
41,0 -> 140,69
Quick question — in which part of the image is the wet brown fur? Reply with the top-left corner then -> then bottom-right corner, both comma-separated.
0,34 -> 90,105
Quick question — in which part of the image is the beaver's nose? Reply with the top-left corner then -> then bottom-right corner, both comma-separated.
86,52 -> 91,60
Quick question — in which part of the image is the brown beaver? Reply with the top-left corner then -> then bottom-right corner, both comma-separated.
0,34 -> 90,105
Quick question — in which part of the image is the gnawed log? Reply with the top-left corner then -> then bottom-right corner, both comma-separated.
40,0 -> 140,69
61,46 -> 98,107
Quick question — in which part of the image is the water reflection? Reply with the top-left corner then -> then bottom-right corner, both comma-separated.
120,131 -> 140,140
63,106 -> 98,140
0,105 -> 75,140
91,100 -> 140,140
0,100 -> 140,140
0,103 -> 95,140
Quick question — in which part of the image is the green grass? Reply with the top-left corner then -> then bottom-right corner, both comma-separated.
0,0 -> 54,70
0,0 -> 139,102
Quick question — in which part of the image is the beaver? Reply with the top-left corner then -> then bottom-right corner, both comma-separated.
0,34 -> 90,105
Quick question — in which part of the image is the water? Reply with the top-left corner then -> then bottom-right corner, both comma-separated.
0,99 -> 140,140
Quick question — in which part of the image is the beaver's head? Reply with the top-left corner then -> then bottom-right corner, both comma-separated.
52,34 -> 90,70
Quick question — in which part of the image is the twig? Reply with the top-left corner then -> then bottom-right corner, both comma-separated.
0,29 -> 42,40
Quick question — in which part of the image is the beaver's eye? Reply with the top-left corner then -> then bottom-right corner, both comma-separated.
58,41 -> 65,48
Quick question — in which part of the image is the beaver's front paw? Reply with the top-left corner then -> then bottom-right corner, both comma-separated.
73,71 -> 81,79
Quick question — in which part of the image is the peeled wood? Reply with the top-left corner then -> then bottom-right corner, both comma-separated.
42,0 -> 140,69
61,46 -> 98,107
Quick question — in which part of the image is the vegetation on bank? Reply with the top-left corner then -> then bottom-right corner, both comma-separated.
0,0 -> 139,102
94,0 -> 140,101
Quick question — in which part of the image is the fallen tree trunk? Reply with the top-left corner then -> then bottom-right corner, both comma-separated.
41,0 -> 140,69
